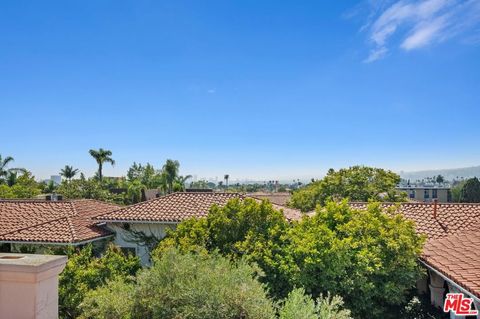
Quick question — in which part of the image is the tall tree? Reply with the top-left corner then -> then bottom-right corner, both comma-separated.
162,159 -> 180,193
60,165 -> 79,181
88,148 -> 115,182
0,155 -> 26,184
435,175 -> 445,184
289,166 -> 405,212
460,177 -> 480,202
224,174 -> 229,190
0,155 -> 14,182
175,175 -> 192,191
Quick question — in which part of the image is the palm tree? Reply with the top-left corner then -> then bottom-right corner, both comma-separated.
176,175 -> 192,191
60,165 -> 79,181
88,148 -> 115,182
0,155 -> 26,184
224,174 -> 229,190
162,159 -> 180,193
0,155 -> 14,181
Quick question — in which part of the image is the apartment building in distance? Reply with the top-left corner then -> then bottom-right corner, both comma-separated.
397,185 -> 452,203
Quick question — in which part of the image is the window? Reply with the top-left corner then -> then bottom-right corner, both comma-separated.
424,189 -> 430,199
409,190 -> 415,199
432,189 -> 438,199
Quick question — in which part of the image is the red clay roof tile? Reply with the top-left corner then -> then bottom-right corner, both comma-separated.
421,229 -> 480,298
95,192 -> 302,222
0,199 -> 119,244
349,202 -> 480,239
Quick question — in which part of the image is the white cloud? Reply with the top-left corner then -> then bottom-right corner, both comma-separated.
207,89 -> 216,94
361,0 -> 480,62
401,15 -> 448,49
364,47 -> 389,63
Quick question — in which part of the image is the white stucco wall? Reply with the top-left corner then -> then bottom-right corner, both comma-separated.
106,222 -> 176,265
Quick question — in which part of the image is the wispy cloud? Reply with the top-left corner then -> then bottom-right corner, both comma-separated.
359,0 -> 480,62
207,88 -> 216,94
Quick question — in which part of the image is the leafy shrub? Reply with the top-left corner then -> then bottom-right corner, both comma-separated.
289,166 -> 405,212
288,201 -> 425,318
59,244 -> 141,319
155,199 -> 424,319
279,288 -> 351,319
79,279 -> 135,319
81,248 -> 276,319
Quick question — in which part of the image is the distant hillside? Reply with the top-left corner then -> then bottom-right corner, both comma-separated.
399,166 -> 480,182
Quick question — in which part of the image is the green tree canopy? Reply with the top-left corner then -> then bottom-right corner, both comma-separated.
80,249 -> 351,319
89,148 -> 115,182
81,248 -> 276,319
460,177 -> 480,202
56,175 -> 122,203
289,166 -> 405,212
0,171 -> 41,198
60,244 -> 141,319
60,165 -> 79,181
155,199 -> 424,319
287,201 -> 424,318
162,159 -> 180,193
154,198 -> 293,297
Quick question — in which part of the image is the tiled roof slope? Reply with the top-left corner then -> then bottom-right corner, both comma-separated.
421,229 -> 480,298
349,202 -> 480,240
96,192 -> 302,223
0,199 -> 118,244
247,192 -> 291,206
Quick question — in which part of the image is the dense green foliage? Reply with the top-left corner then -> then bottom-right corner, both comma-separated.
81,248 -> 276,319
279,288 -> 351,319
154,198 -> 293,297
0,171 -> 42,198
289,166 -> 405,212
459,177 -> 480,202
288,201 -> 424,318
56,174 -> 123,203
59,244 -> 141,319
80,249 -> 351,319
156,199 -> 424,319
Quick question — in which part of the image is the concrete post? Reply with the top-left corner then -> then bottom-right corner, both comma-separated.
428,269 -> 446,308
0,253 -> 67,319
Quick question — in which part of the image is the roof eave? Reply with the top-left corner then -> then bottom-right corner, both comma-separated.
420,259 -> 480,303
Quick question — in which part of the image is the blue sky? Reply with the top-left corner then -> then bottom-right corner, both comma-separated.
1,0 -> 480,181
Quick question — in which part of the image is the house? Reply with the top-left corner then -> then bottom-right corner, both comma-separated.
94,192 -> 302,265
0,199 -> 119,252
397,186 -> 452,202
349,202 -> 480,317
1,194 -> 478,316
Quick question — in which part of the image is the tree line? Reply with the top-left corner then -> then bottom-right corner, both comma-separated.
0,150 -> 194,205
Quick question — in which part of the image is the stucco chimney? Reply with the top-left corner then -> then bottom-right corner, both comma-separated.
0,253 -> 67,319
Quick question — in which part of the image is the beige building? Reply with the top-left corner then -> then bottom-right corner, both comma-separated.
397,186 -> 452,202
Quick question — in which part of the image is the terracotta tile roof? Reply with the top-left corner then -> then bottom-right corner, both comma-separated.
247,192 -> 292,206
95,192 -> 302,223
421,229 -> 480,298
0,199 -> 119,244
348,202 -> 480,240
